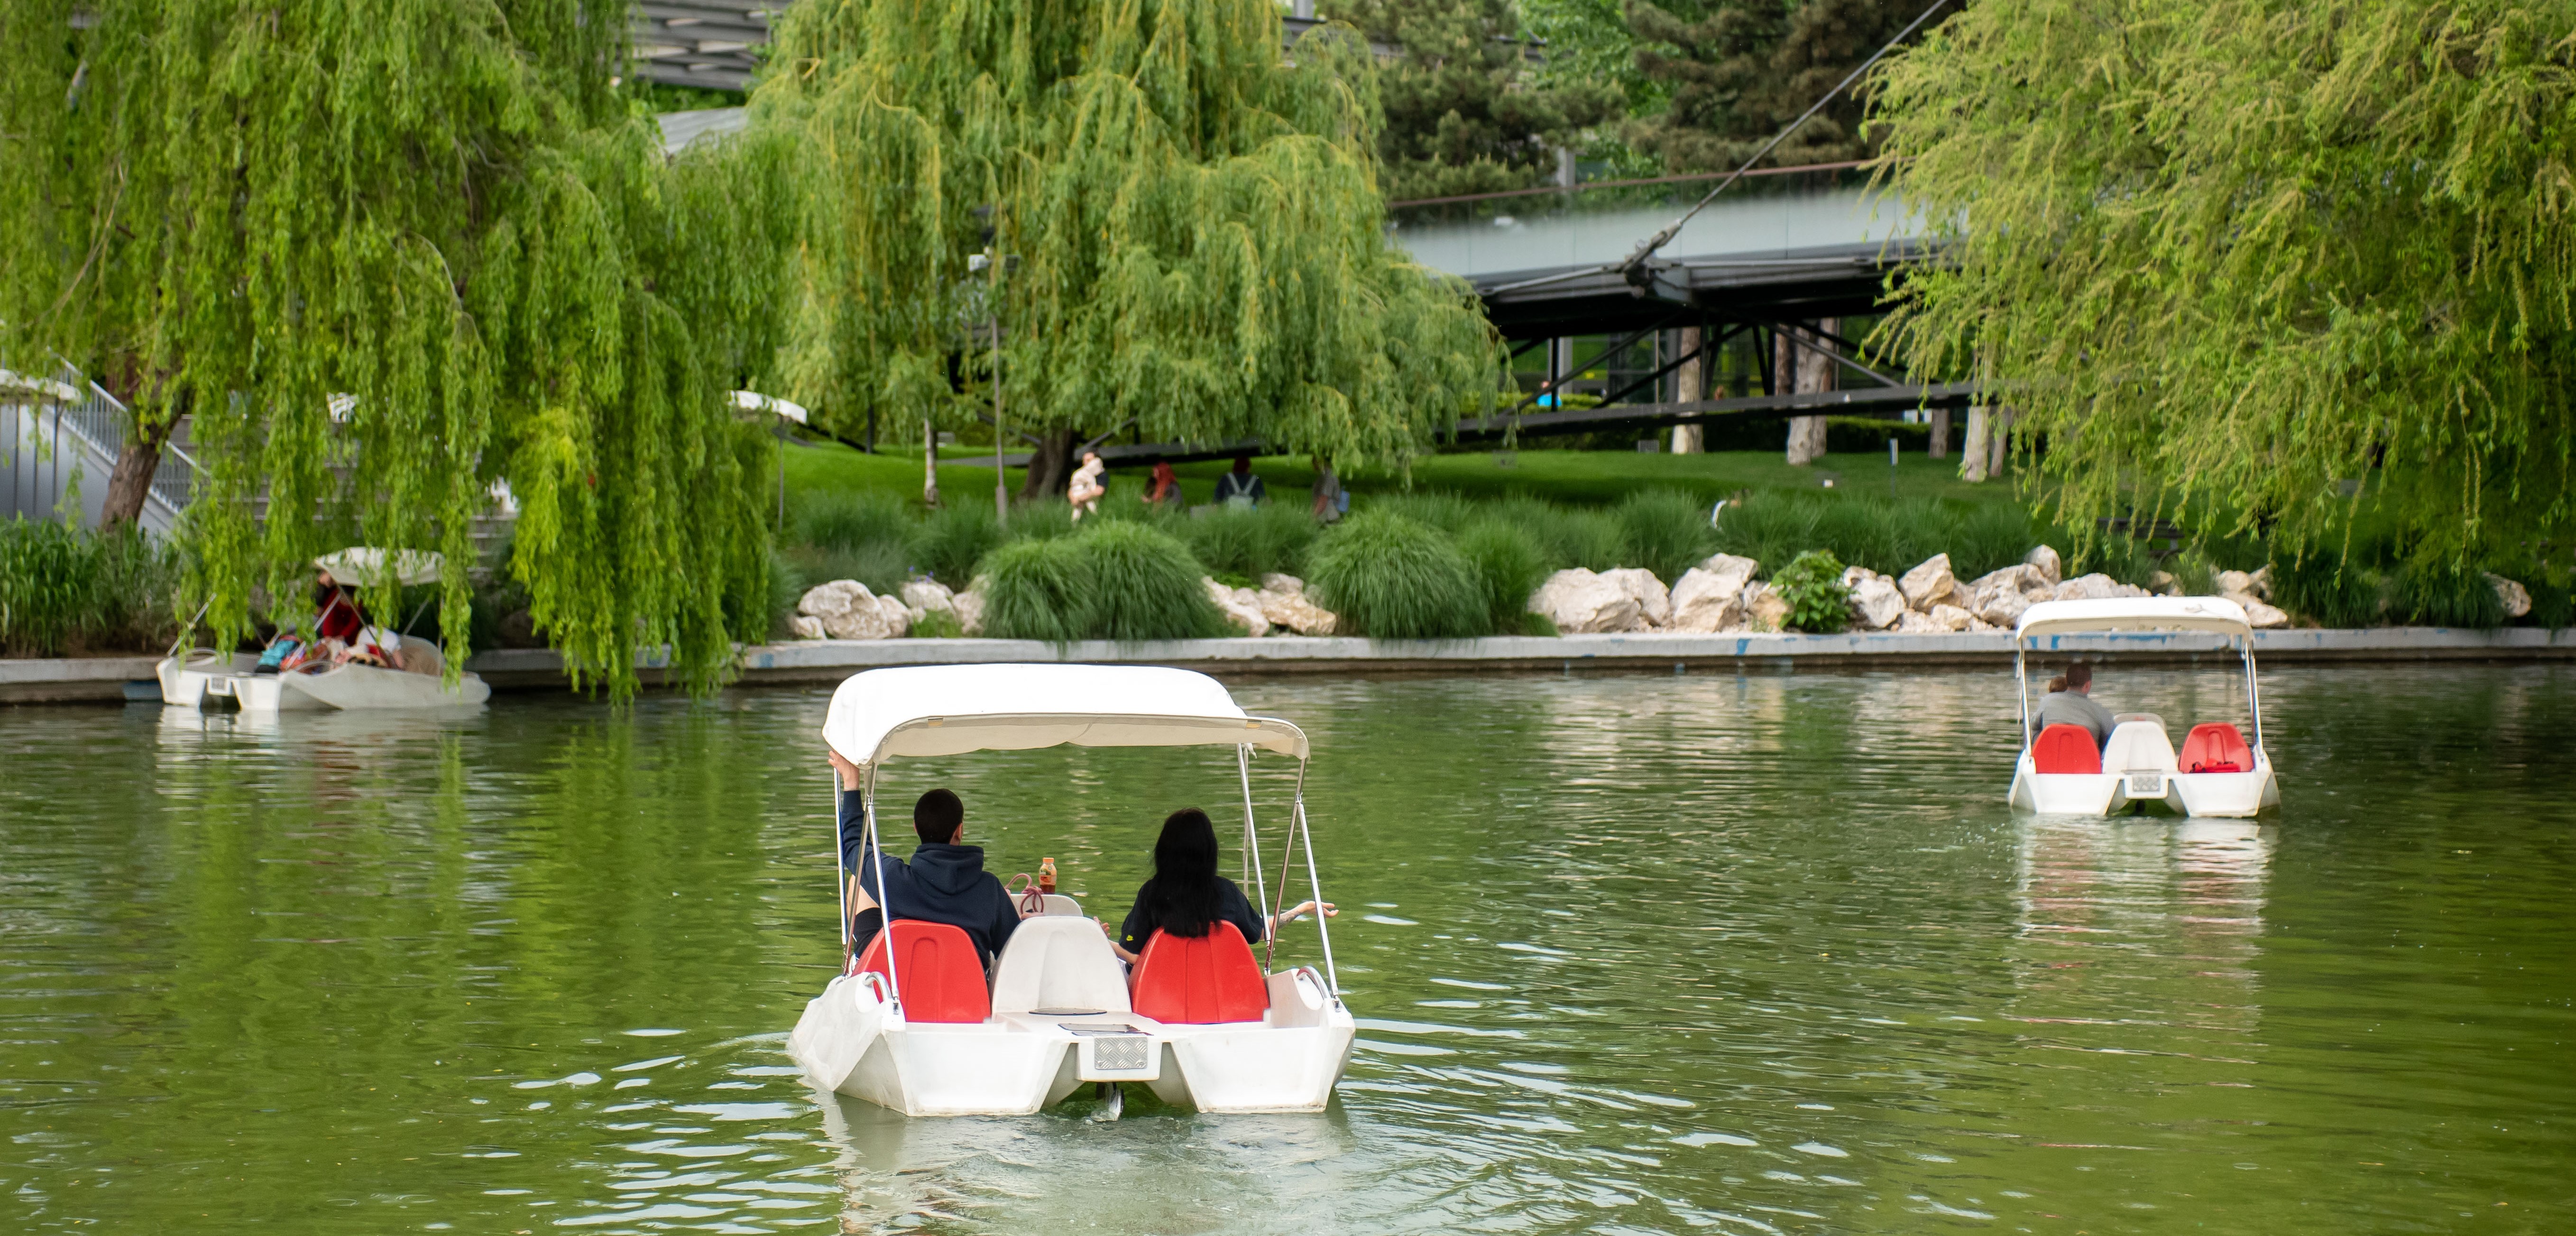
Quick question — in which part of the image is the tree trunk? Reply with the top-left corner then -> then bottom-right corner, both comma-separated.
1785,319 -> 1834,466
1018,427 -> 1077,501
99,414 -> 175,529
1960,406 -> 1991,482
1988,406 -> 2015,479
1670,326 -> 1703,454
922,418 -> 940,507
1928,408 -> 1949,459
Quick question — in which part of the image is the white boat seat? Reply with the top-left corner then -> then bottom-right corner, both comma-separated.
990,915 -> 1132,1016
2101,721 -> 2179,774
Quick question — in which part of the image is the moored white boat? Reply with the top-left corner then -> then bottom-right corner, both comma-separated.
787,663 -> 1356,1117
2008,596 -> 2280,818
156,546 -> 489,713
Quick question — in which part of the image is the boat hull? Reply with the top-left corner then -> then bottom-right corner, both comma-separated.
2010,753 -> 2277,818
156,655 -> 488,712
789,968 -> 1355,1117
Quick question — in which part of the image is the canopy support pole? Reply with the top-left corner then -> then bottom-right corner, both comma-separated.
1237,745 -> 1269,944
866,764 -> 900,1014
835,771 -> 850,963
1293,768 -> 1340,998
2244,634 -> 2264,751
1264,760 -> 1305,976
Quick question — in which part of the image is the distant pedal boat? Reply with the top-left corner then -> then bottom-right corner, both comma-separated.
787,663 -> 1357,1117
2007,596 -> 2280,819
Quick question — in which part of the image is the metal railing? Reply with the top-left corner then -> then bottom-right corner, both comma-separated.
46,366 -> 197,520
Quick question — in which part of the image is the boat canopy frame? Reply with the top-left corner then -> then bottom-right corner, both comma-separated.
2011,596 -> 2263,751
819,664 -> 1336,1019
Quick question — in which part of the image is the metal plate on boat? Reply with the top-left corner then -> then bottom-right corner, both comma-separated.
2126,772 -> 2165,798
1033,1007 -> 1105,1016
1076,1032 -> 1159,1080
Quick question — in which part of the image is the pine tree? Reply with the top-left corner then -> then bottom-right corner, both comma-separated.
761,0 -> 1502,487
1627,0 -> 1940,172
1322,0 -> 1624,200
0,0 -> 796,695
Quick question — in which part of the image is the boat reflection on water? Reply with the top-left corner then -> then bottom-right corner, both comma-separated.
2011,814 -> 2276,1059
810,1086 -> 1360,1230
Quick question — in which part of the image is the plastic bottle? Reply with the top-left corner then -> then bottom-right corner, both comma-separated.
1038,857 -> 1057,895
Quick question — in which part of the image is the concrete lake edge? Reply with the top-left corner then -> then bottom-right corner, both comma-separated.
5,626 -> 2573,703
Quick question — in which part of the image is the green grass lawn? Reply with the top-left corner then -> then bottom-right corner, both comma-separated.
781,438 -> 2032,512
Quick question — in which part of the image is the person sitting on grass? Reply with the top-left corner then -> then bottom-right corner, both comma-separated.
832,750 -> 1024,966
1212,454 -> 1266,508
2032,661 -> 2117,749
1100,808 -> 1331,965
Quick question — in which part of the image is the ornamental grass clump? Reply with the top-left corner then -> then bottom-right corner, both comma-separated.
1173,502 -> 1317,582
981,522 -> 1228,641
0,521 -> 182,656
1613,488 -> 1716,582
1456,519 -> 1553,635
1306,511 -> 1485,639
1079,522 -> 1233,641
910,503 -> 1007,586
1770,550 -> 1852,634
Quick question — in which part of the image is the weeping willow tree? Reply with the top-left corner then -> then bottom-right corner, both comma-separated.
1870,0 -> 2576,569
761,0 -> 1502,491
0,0 -> 797,694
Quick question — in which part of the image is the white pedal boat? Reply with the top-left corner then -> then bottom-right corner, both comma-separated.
155,546 -> 488,713
2008,596 -> 2279,818
156,649 -> 490,712
788,664 -> 1356,1117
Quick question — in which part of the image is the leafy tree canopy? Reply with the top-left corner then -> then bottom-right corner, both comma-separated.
1628,0 -> 1937,171
761,0 -> 1501,478
1871,0 -> 2576,568
1321,0 -> 1623,200
0,0 -> 796,695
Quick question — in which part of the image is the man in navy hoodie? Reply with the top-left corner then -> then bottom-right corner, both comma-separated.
832,751 -> 1022,964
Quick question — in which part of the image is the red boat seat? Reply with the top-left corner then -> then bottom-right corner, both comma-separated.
2031,723 -> 2103,774
1131,921 -> 1269,1025
2179,723 -> 2253,773
856,921 -> 990,1024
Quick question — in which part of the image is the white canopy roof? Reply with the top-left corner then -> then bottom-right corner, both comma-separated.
823,664 -> 1308,766
314,547 -> 444,587
2017,595 -> 2252,639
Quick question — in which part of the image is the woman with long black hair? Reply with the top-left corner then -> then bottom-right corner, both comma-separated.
1103,808 -> 1333,964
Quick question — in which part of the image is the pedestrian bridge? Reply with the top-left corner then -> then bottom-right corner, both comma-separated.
1388,164 -> 1933,340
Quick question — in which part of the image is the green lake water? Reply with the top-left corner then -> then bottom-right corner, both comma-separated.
3,665 -> 2570,1233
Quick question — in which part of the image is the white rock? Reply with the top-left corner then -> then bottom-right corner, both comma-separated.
2052,573 -> 2152,602
1692,554 -> 1761,598
798,579 -> 904,640
2025,544 -> 2063,586
1892,609 -> 1946,633
1848,574 -> 1907,630
2148,570 -> 2181,597
1747,584 -> 1790,632
2216,569 -> 2256,599
1529,568 -> 1646,634
2242,599 -> 2290,629
1928,603 -> 1975,632
874,595 -> 913,638
1256,584 -> 1337,635
1204,577 -> 1270,637
1898,553 -> 1960,611
1666,567 -> 1748,632
2487,573 -> 2532,619
789,614 -> 827,641
1974,586 -> 2031,629
900,578 -> 956,612
952,581 -> 988,636
1600,567 -> 1672,627
2250,564 -> 2273,599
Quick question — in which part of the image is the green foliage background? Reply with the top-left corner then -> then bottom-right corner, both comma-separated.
760,0 -> 1503,474
1870,0 -> 2576,572
0,0 -> 799,694
1319,0 -> 1622,199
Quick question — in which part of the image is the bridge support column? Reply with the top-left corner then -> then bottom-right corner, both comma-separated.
1670,326 -> 1703,454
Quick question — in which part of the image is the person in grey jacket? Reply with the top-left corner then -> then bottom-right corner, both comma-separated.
2032,662 -> 2118,748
